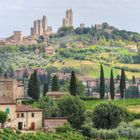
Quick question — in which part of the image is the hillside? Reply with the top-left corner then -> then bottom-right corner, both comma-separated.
0,23 -> 140,78
0,44 -> 140,79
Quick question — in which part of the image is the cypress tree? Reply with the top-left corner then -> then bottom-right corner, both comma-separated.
43,82 -> 49,96
27,70 -> 40,99
132,75 -> 136,84
27,73 -> 33,97
70,71 -> 77,96
51,75 -> 59,91
120,69 -> 126,98
100,64 -> 105,99
110,69 -> 115,99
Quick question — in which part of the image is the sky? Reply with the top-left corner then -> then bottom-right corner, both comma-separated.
0,0 -> 140,38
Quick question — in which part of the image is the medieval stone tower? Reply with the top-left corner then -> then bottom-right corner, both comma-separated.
31,16 -> 48,36
63,9 -> 73,27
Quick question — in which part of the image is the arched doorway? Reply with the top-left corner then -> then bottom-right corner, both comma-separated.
31,122 -> 35,130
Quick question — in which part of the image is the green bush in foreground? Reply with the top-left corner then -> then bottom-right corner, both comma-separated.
0,128 -> 85,140
92,103 -> 133,129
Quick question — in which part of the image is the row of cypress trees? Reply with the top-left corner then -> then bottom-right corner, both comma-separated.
100,64 -> 126,99
27,70 -> 77,99
27,65 -> 126,100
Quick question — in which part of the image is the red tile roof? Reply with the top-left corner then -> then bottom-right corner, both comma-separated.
0,95 -> 16,105
16,104 -> 43,112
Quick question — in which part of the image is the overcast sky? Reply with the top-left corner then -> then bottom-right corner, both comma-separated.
0,0 -> 140,37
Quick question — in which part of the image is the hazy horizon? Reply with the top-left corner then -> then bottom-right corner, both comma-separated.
0,0 -> 140,38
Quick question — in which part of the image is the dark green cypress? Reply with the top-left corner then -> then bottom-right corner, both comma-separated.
100,64 -> 105,99
132,75 -> 136,84
70,71 -> 77,96
110,69 -> 115,99
51,75 -> 59,91
120,69 -> 126,98
43,82 -> 49,96
27,70 -> 40,99
27,73 -> 33,97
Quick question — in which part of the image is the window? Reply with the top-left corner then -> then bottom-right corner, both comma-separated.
6,108 -> 10,114
21,113 -> 24,118
31,113 -> 35,117
17,113 -> 20,118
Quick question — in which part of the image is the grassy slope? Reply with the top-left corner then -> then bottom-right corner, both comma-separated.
84,99 -> 140,113
50,59 -> 140,79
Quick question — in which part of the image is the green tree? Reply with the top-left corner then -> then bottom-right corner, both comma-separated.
58,96 -> 85,129
120,69 -> 126,98
43,82 -> 49,96
132,75 -> 136,84
76,80 -> 86,96
92,103 -> 131,129
110,69 -> 115,99
51,75 -> 59,91
28,70 -> 40,99
0,111 -> 8,128
100,64 -> 105,99
70,71 -> 77,96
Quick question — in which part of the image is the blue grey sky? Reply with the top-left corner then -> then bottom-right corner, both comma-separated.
0,0 -> 140,37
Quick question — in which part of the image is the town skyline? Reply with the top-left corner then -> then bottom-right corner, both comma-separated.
0,0 -> 140,38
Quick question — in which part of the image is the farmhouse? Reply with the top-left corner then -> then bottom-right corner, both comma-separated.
0,95 -> 43,130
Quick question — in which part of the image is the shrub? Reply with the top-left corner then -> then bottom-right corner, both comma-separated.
130,120 -> 140,128
92,103 -> 132,129
58,96 -> 85,129
90,128 -> 119,140
56,123 -> 75,133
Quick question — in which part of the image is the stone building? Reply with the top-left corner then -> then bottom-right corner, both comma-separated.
63,9 -> 73,27
13,31 -> 23,42
42,16 -> 48,34
0,77 -> 25,101
31,16 -> 53,37
37,20 -> 43,36
44,117 -> 68,132
0,95 -> 43,130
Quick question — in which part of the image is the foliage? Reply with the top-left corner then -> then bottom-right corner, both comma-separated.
33,96 -> 59,117
100,64 -> 105,99
120,69 -> 126,98
56,123 -> 75,133
27,70 -> 40,99
0,128 -> 85,140
110,68 -> 115,99
126,86 -> 139,98
51,75 -> 59,91
0,111 -> 8,128
43,82 -> 49,96
58,96 -> 85,129
70,71 -> 77,96
76,80 -> 86,96
92,103 -> 132,129
117,122 -> 140,139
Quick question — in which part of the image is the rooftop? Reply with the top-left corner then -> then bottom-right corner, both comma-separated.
0,95 -> 16,105
16,104 -> 43,112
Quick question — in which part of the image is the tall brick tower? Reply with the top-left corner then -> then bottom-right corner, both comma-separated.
37,20 -> 43,36
42,16 -> 48,34
63,9 -> 73,27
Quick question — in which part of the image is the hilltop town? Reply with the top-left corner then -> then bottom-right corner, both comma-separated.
0,8 -> 140,140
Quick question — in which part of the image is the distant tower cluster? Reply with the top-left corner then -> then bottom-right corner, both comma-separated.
13,31 -> 23,42
63,9 -> 73,27
30,16 -> 52,37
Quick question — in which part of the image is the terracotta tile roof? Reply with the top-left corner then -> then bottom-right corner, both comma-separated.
16,104 -> 43,112
0,95 -> 16,105
47,92 -> 68,95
